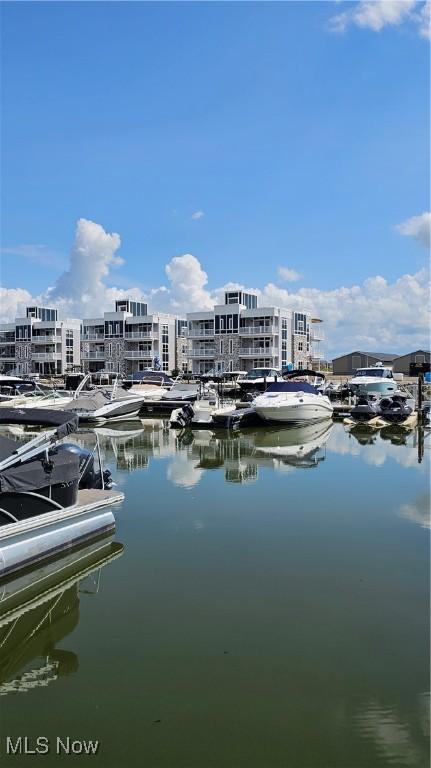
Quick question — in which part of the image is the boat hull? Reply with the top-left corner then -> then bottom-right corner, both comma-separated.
254,401 -> 333,424
0,490 -> 123,578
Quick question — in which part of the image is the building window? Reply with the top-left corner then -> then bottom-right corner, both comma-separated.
219,340 -> 223,355
229,339 -> 233,354
162,324 -> 169,371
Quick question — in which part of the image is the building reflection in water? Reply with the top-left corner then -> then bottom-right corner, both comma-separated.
0,536 -> 123,696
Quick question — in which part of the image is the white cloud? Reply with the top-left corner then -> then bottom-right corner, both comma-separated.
164,253 -> 214,312
329,0 -> 429,39
191,210 -> 205,220
396,211 -> 431,248
0,287 -> 34,323
1,216 -> 429,357
278,266 -> 302,282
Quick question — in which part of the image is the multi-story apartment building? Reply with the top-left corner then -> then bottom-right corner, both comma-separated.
0,305 -> 81,375
81,299 -> 184,375
309,318 -> 325,368
186,291 -> 314,375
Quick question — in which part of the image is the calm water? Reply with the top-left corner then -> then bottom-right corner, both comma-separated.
0,420 -> 429,768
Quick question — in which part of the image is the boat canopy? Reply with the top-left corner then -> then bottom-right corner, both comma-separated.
265,381 -> 318,395
0,408 -> 79,440
283,369 -> 326,380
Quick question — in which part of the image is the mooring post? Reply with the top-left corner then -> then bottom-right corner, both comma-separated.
417,374 -> 423,424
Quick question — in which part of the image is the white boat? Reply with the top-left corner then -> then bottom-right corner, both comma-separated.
65,374 -> 149,424
0,377 -> 74,410
252,370 -> 333,424
348,363 -> 400,397
0,408 -> 124,578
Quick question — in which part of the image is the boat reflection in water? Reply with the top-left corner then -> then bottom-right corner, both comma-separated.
0,535 -> 123,696
180,421 -> 334,484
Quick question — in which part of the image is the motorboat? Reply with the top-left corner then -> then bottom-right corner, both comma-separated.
161,382 -> 200,401
237,368 -> 281,396
0,378 -> 74,410
122,370 -> 174,390
0,407 -> 124,577
252,370 -> 333,424
0,536 -> 123,696
170,393 -> 235,429
348,363 -> 399,397
65,374 -> 149,423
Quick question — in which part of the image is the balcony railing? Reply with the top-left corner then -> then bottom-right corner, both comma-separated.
124,331 -> 154,339
310,330 -> 325,342
82,351 -> 106,359
123,351 -> 154,359
239,326 -> 278,335
32,335 -> 57,344
81,333 -> 105,341
187,329 -> 214,338
0,354 -> 15,360
0,337 -> 16,344
32,353 -> 61,361
189,348 -> 215,358
239,347 -> 278,357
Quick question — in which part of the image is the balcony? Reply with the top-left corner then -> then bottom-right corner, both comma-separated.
124,331 -> 155,339
0,354 -> 15,361
310,329 -> 325,342
123,350 -> 154,359
187,329 -> 214,338
32,353 -> 61,361
189,348 -> 215,358
81,333 -> 105,341
239,347 -> 278,357
0,337 -> 16,344
82,351 -> 106,359
239,326 -> 278,335
32,334 -> 57,344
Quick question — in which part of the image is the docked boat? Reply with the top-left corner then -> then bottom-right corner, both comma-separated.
348,363 -> 399,397
65,375 -> 149,423
252,370 -> 333,424
0,408 -> 124,577
237,368 -> 281,396
122,370 -> 174,390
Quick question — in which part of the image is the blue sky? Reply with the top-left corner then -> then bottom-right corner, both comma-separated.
0,1 -> 430,354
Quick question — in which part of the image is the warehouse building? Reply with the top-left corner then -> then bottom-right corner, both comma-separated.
332,351 -> 398,376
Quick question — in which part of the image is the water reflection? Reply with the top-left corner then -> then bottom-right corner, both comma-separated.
0,536 -> 123,696
355,697 -> 430,766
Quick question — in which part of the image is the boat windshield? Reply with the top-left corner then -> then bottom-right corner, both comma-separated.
354,369 -> 392,378
246,369 -> 276,380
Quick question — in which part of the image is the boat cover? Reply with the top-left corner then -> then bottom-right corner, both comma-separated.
67,391 -> 110,413
67,388 -> 134,413
265,382 -> 318,395
0,447 -> 79,493
0,409 -> 79,439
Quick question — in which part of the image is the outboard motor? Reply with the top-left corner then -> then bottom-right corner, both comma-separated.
56,444 -> 112,490
170,403 -> 195,429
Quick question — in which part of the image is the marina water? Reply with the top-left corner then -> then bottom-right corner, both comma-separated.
0,420 -> 429,768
